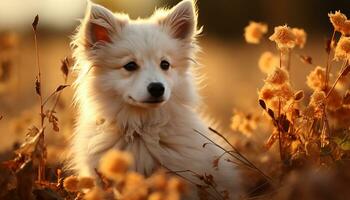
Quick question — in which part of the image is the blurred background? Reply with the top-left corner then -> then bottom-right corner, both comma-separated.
0,0 -> 349,152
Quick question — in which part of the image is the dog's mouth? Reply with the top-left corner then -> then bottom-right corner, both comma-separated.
128,96 -> 165,107
142,99 -> 164,104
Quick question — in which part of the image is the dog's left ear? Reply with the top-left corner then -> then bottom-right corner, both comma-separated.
159,0 -> 198,40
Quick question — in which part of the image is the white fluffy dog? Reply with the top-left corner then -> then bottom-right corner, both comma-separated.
71,0 -> 238,198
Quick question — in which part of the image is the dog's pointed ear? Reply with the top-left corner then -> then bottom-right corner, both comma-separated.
159,0 -> 198,40
81,1 -> 126,46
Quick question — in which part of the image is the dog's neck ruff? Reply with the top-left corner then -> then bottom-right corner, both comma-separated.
113,104 -> 174,143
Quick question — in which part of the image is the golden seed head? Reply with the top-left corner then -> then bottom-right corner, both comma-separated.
78,177 -> 95,190
276,83 -> 294,100
167,177 -> 186,193
63,176 -> 80,192
258,51 -> 280,74
164,191 -> 181,200
265,67 -> 289,85
328,11 -> 350,35
259,85 -> 275,101
292,28 -> 307,48
84,187 -> 105,200
269,25 -> 296,51
244,21 -> 268,44
329,11 -> 347,27
309,91 -> 326,118
309,90 -> 326,107
122,172 -> 148,200
148,192 -> 164,200
266,97 -> 281,113
99,150 -> 134,181
306,66 -> 326,90
147,170 -> 167,190
334,36 -> 350,61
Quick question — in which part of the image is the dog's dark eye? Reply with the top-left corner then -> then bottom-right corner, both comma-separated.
123,61 -> 138,71
160,60 -> 170,70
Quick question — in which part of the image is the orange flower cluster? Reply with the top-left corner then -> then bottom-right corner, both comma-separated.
243,12 -> 350,168
244,21 -> 268,44
269,25 -> 307,51
99,149 -> 134,181
306,66 -> 327,90
63,150 -> 186,200
334,36 -> 350,61
258,67 -> 296,115
258,51 -> 280,74
63,176 -> 95,192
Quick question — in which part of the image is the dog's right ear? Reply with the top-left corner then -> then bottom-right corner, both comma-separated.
80,1 -> 126,47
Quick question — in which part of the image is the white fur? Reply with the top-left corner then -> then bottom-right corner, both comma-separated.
70,0 -> 239,199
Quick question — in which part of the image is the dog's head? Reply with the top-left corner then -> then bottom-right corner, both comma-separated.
73,0 -> 200,109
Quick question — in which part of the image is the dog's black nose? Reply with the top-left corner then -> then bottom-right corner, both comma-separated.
147,82 -> 165,98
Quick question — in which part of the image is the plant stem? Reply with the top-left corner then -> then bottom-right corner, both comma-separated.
196,128 -> 274,183
277,99 -> 284,162
325,29 -> 336,90
326,60 -> 348,99
33,17 -> 45,182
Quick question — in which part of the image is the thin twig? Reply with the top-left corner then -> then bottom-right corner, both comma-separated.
163,166 -> 221,200
32,14 -> 46,182
208,127 -> 274,183
325,29 -> 336,90
277,98 -> 283,161
326,60 -> 348,99
195,128 -> 274,183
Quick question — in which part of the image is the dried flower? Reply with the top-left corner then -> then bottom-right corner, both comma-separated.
244,21 -> 268,44
258,51 -> 280,74
328,11 -> 350,35
308,88 -> 342,118
334,37 -> 350,61
329,11 -> 347,30
309,90 -> 326,108
265,67 -> 289,85
292,28 -> 307,48
147,170 -> 167,190
122,172 -> 148,200
166,177 -> 186,193
230,111 -> 257,137
276,83 -> 294,100
148,192 -> 164,200
78,177 -> 95,190
63,176 -> 79,192
164,192 -> 180,200
306,66 -> 326,90
269,25 -> 296,51
99,150 -> 133,181
84,187 -> 105,200
259,86 -> 274,101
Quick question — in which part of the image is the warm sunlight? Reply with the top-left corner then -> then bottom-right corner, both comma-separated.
0,1 -> 350,200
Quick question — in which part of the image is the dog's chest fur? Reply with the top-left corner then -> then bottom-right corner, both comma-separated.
72,83 -> 200,176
